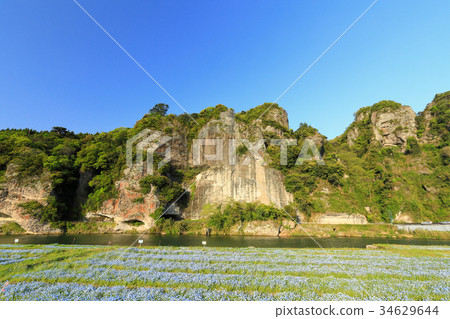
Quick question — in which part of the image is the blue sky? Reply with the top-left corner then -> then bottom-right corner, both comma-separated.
0,0 -> 449,138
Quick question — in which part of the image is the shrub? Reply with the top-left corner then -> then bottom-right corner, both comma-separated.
284,173 -> 316,193
428,92 -> 450,146
440,146 -> 450,165
139,175 -> 169,194
140,175 -> 185,207
19,197 -> 60,223
236,144 -> 248,156
235,103 -> 282,124
11,148 -> 46,179
150,207 -> 165,220
415,112 -> 426,138
133,197 -> 145,204
0,222 -> 25,235
262,119 -> 288,132
295,123 -> 318,140
207,202 -> 284,231
371,100 -> 402,112
151,218 -> 189,235
405,137 -> 421,156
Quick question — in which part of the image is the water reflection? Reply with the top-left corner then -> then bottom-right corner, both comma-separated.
0,234 -> 448,248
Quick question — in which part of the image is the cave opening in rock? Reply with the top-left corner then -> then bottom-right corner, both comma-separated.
124,219 -> 145,227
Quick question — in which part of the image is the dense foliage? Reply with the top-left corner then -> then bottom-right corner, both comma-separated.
427,92 -> 450,146
0,128 -> 83,221
259,95 -> 449,223
75,128 -> 129,212
207,202 -> 285,231
149,103 -> 169,116
235,103 -> 282,124
139,175 -> 184,207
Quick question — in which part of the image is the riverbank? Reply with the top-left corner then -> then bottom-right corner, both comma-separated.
1,220 -> 450,240
0,244 -> 448,301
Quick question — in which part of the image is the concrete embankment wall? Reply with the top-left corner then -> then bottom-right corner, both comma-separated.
312,213 -> 368,225
395,224 -> 450,232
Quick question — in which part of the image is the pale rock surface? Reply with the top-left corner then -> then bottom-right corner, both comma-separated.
347,104 -> 417,151
371,106 -> 417,150
242,220 -> 281,236
394,211 -> 414,224
312,213 -> 368,225
185,110 -> 293,219
94,167 -> 159,228
230,220 -> 296,236
0,166 -> 61,234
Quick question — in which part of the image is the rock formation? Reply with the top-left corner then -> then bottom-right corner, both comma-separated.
1,92 -> 448,233
0,165 -> 61,234
185,109 -> 293,219
371,106 -> 417,149
85,108 -> 293,225
346,102 -> 417,151
92,167 -> 159,231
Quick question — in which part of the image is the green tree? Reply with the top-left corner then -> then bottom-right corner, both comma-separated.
149,103 -> 169,116
51,127 -> 71,137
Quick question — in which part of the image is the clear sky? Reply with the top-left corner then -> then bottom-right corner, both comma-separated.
0,0 -> 449,138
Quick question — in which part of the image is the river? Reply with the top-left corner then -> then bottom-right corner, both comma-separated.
0,234 -> 449,248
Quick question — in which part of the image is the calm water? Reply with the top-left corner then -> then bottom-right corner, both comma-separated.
0,234 -> 449,248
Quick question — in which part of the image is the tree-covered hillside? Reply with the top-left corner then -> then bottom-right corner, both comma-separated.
0,92 -> 449,227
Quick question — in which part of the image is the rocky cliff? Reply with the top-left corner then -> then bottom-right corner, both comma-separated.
185,110 -> 293,219
346,101 -> 417,151
91,167 -> 159,231
0,92 -> 448,233
0,165 -> 61,234
92,108 -> 294,227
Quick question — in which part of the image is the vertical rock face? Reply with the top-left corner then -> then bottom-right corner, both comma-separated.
188,162 -> 293,219
255,107 -> 290,138
166,132 -> 190,169
72,170 -> 93,212
90,108 -> 293,222
185,109 -> 293,219
0,166 -> 60,234
346,103 -> 417,150
370,106 -> 417,149
93,167 -> 159,228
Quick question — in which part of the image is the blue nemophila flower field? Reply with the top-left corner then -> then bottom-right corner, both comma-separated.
0,244 -> 448,301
